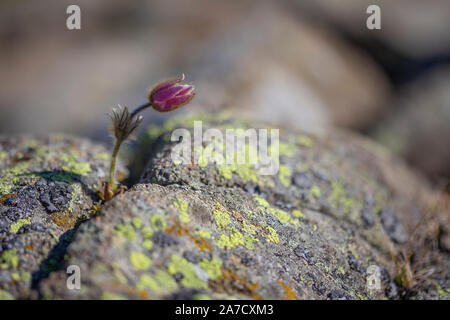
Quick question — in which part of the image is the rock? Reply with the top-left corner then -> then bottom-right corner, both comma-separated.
39,183 -> 383,300
187,2 -> 390,131
440,221 -> 450,253
139,113 -> 437,250
373,67 -> 450,181
379,209 -> 407,244
0,134 -> 124,299
291,0 -> 450,59
0,0 -> 389,140
38,113 -> 448,299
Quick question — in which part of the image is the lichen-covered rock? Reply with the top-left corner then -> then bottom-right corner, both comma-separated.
140,113 -> 442,251
38,114 -> 449,300
0,134 -> 123,299
38,183 -> 394,300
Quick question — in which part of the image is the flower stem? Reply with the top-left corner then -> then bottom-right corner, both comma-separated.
109,137 -> 122,191
130,102 -> 151,119
107,103 -> 148,196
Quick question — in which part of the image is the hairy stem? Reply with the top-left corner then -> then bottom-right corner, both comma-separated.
109,137 -> 122,190
130,102 -> 151,119
107,102 -> 149,195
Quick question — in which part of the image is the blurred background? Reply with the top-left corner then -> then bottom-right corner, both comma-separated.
1,0 -> 449,187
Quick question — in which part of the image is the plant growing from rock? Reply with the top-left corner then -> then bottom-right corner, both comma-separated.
102,74 -> 195,200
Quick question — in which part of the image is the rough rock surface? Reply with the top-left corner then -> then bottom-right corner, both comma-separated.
37,114 -> 449,300
0,134 -> 122,299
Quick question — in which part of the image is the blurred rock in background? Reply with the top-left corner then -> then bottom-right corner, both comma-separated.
0,0 -> 389,136
0,0 -> 449,185
373,67 -> 450,183
187,3 -> 390,132
288,0 -> 450,59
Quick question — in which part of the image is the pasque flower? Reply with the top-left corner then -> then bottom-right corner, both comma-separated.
148,74 -> 195,112
103,74 -> 195,200
109,105 -> 143,141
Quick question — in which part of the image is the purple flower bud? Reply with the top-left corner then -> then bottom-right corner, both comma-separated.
148,74 -> 195,112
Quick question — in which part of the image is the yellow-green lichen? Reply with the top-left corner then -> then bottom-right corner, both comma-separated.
357,293 -> 367,300
93,152 -> 109,161
214,140 -> 259,182
19,271 -> 31,282
114,224 -> 136,241
113,266 -> 128,285
9,218 -> 31,234
315,261 -> 329,273
92,263 -> 108,274
213,205 -> 231,230
330,181 -> 355,214
10,272 -> 30,282
278,164 -> 292,187
311,186 -> 321,198
130,252 -> 152,270
25,139 -> 39,149
244,209 -> 257,218
132,217 -> 142,229
437,284 -> 448,297
0,162 -> 30,195
154,269 -> 178,292
60,154 -> 91,176
194,230 -> 211,239
0,290 -> 14,300
35,145 -> 50,156
137,274 -> 160,293
267,207 -> 299,226
136,271 -> 178,295
49,230 -> 59,241
218,163 -> 258,183
241,222 -> 258,235
339,266 -> 346,275
193,294 -> 211,300
141,226 -> 154,239
173,158 -> 182,166
217,228 -> 244,249
292,209 -> 304,219
194,145 -> 210,168
277,142 -> 297,157
143,239 -> 154,250
0,249 -> 19,269
101,292 -> 126,300
253,195 -> 269,210
297,135 -> 314,147
150,215 -> 166,231
11,273 -> 20,281
168,255 -> 207,290
217,164 -> 233,180
240,222 -> 260,249
234,163 -> 257,182
174,197 -> 190,223
243,234 -> 259,250
198,258 -> 223,280
264,226 -> 279,244
66,184 -> 81,214
0,151 -> 7,161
